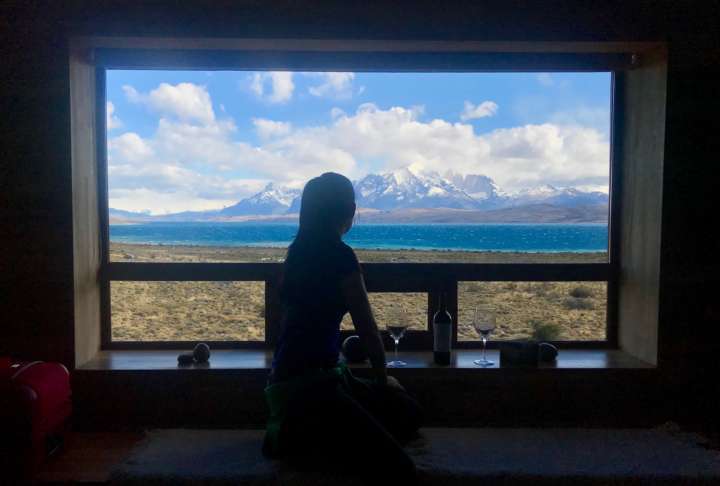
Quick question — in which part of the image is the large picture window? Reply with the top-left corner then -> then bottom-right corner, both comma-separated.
98,49 -> 621,349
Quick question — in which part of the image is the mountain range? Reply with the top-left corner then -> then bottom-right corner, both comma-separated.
109,168 -> 609,224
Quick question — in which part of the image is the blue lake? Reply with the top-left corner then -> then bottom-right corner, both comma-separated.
110,223 -> 608,253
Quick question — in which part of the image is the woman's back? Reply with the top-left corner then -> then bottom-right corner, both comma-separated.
270,234 -> 361,382
262,173 -> 422,485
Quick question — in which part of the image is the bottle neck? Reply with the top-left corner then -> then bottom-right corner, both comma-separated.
437,292 -> 446,312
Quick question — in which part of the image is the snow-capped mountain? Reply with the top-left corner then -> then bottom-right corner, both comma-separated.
109,166 -> 609,223
287,194 -> 302,213
218,183 -> 300,216
508,184 -> 608,208
108,208 -> 154,221
353,168 -> 479,210
443,170 -> 509,209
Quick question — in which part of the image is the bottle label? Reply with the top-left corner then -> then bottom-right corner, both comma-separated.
434,322 -> 451,352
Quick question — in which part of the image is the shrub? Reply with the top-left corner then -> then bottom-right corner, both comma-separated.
563,297 -> 594,310
569,286 -> 593,299
529,320 -> 563,341
463,282 -> 482,292
534,282 -> 552,297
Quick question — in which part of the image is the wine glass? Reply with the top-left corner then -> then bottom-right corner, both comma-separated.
386,306 -> 409,367
473,307 -> 496,367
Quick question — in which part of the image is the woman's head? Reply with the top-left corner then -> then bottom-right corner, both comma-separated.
297,172 -> 356,238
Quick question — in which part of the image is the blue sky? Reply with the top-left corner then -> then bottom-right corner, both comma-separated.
106,71 -> 611,214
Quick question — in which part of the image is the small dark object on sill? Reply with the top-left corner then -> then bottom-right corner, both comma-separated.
499,341 -> 540,367
342,335 -> 368,363
177,343 -> 211,367
193,343 -> 211,363
539,342 -> 559,363
177,353 -> 194,366
499,341 -> 559,367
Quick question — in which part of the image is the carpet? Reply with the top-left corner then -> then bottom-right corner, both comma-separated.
109,425 -> 720,485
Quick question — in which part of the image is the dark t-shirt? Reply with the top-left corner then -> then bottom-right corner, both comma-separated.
269,235 -> 361,383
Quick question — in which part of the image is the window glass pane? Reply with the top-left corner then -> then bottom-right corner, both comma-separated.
458,281 -> 607,341
111,281 -> 264,341
107,70 -> 610,264
341,293 -> 427,331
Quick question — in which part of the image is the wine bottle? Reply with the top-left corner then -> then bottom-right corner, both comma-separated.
433,292 -> 452,365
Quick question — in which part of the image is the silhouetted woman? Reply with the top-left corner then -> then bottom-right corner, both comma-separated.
262,172 -> 424,485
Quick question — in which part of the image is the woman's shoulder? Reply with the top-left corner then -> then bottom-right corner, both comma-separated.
334,241 -> 360,274
283,239 -> 358,269
337,240 -> 356,255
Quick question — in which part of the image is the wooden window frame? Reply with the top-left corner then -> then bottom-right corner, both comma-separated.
93,42 -> 630,351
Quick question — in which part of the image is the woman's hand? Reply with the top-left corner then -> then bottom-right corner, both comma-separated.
383,375 -> 406,392
342,270 -> 389,385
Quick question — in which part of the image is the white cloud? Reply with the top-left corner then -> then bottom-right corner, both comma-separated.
253,118 -> 292,140
122,85 -> 141,103
249,76 -> 262,96
106,101 -> 122,129
108,87 -> 315,213
308,72 -> 357,100
108,82 -> 609,214
274,103 -> 608,193
537,73 -> 554,86
108,163 -> 197,192
107,130 -> 269,214
549,107 -> 611,135
536,73 -> 571,89
108,132 -> 153,162
574,184 -> 610,194
460,101 -> 499,121
249,72 -> 294,103
109,184 -> 265,215
330,107 -> 346,119
152,117 -> 239,170
107,114 -> 266,214
483,124 -> 608,190
123,82 -> 215,123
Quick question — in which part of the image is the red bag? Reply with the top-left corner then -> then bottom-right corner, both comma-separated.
1,360 -> 72,477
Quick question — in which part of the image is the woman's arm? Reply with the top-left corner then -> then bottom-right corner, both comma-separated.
340,270 -> 388,386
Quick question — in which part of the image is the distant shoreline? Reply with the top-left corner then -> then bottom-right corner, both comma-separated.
110,242 -> 608,264
111,240 -> 605,254
110,221 -> 608,226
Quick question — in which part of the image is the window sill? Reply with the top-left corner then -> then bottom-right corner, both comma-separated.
78,349 -> 653,371
72,348 -> 659,429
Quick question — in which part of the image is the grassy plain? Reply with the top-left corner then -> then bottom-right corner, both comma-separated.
110,243 -> 607,342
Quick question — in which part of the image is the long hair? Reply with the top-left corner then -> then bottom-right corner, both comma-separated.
294,172 -> 356,243
279,173 -> 356,304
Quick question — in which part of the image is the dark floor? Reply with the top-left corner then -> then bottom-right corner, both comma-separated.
32,426 -> 720,485
33,431 -> 145,483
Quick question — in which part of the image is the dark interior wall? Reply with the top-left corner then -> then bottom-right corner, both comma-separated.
660,36 -> 720,431
1,2 -> 75,365
1,0 -> 718,429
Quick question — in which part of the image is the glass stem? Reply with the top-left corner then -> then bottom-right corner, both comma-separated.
482,337 -> 487,361
394,339 -> 399,362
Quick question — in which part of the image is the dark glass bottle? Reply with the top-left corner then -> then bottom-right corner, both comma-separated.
433,292 -> 452,365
